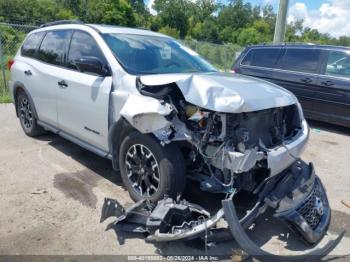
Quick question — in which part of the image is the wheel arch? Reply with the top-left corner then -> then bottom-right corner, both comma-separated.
13,82 -> 38,119
108,117 -> 138,171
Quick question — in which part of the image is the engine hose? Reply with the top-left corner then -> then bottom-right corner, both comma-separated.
222,198 -> 345,262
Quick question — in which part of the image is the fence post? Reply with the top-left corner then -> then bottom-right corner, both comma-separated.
0,33 -> 7,92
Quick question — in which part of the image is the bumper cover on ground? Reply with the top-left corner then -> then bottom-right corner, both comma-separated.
101,160 -> 344,260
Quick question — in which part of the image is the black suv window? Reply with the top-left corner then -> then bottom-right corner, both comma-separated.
67,31 -> 106,71
38,30 -> 71,66
277,48 -> 321,74
21,32 -> 45,58
241,48 -> 281,68
325,51 -> 350,79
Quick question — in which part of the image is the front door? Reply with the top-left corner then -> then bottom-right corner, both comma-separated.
57,30 -> 112,151
315,50 -> 350,125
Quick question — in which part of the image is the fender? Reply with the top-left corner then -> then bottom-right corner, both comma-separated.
119,94 -> 173,134
12,81 -> 38,119
108,117 -> 135,171
108,95 -> 173,171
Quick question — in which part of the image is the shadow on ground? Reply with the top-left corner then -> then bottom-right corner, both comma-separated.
35,129 -> 349,259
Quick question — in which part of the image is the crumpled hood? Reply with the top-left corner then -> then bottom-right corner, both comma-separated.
140,72 -> 297,113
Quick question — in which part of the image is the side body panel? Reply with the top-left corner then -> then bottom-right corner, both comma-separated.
11,57 -> 59,126
56,69 -> 112,150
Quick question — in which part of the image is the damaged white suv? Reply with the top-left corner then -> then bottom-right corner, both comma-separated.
10,22 -> 342,255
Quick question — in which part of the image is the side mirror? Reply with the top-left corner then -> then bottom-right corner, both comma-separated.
73,56 -> 110,76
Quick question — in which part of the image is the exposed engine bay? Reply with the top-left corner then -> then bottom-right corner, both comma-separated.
103,75 -> 344,260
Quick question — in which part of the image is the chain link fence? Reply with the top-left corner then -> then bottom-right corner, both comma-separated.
0,23 -> 38,102
0,22 -> 243,103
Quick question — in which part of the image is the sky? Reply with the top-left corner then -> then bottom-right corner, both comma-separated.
145,0 -> 350,38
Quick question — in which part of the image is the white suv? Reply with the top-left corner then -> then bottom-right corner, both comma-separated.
9,21 -> 309,204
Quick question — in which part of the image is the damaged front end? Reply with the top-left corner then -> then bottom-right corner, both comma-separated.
102,160 -> 343,260
105,73 -> 343,259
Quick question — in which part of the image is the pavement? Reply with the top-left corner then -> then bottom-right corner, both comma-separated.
0,103 -> 349,259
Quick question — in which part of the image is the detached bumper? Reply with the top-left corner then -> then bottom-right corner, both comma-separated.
276,176 -> 331,244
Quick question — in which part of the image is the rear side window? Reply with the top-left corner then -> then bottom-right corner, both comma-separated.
38,30 -> 71,66
241,48 -> 281,68
325,51 -> 350,79
21,32 -> 45,58
67,31 -> 106,71
277,48 -> 321,74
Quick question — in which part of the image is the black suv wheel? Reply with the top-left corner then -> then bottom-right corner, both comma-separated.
16,92 -> 45,137
119,131 -> 186,203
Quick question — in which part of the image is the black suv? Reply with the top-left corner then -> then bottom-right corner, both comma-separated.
233,44 -> 350,127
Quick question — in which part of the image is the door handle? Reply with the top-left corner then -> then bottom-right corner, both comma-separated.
300,77 -> 312,83
321,80 -> 334,86
24,70 -> 32,76
58,80 -> 68,88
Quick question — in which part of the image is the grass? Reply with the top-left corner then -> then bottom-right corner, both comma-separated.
0,69 -> 12,104
0,90 -> 11,103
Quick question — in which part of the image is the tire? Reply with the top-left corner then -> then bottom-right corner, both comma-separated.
16,92 -> 45,137
119,131 -> 186,203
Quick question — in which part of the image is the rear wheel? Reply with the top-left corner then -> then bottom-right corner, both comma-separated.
119,131 -> 186,203
16,92 -> 45,137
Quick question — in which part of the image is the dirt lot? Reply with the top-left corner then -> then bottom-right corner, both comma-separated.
0,103 -> 349,259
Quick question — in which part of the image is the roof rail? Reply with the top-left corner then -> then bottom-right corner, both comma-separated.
260,42 -> 316,46
280,42 -> 315,45
40,20 -> 84,28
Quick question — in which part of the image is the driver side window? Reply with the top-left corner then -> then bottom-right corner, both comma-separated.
67,31 -> 106,71
326,51 -> 350,79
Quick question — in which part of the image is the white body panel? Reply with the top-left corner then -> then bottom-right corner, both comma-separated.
11,57 -> 59,126
140,72 -> 297,113
56,68 -> 112,150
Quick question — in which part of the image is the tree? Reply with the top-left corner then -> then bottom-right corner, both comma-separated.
237,20 -> 271,45
0,0 -> 76,24
217,0 -> 253,31
153,0 -> 192,38
85,0 -> 135,26
159,26 -> 180,38
130,0 -> 151,27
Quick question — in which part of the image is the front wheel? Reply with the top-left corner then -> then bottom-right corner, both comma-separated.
119,131 -> 186,203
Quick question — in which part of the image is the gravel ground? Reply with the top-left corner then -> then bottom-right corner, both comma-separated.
0,103 -> 349,259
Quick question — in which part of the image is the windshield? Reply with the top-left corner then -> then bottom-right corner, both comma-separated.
103,33 -> 217,75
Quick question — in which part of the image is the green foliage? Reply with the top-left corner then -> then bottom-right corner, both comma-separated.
0,0 -> 76,24
0,90 -> 11,103
0,70 -> 11,103
237,20 -> 271,45
85,0 -> 136,26
182,39 -> 242,70
159,26 -> 180,38
0,0 -> 349,47
0,25 -> 26,55
153,0 -> 192,38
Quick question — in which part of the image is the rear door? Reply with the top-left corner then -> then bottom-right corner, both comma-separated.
14,32 -> 48,122
235,47 -> 283,80
315,50 -> 350,125
34,30 -> 72,126
269,47 -> 323,115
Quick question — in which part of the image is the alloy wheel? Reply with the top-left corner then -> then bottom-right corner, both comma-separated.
125,144 -> 160,197
19,97 -> 33,130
